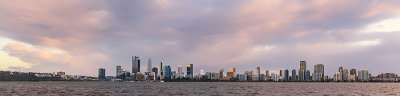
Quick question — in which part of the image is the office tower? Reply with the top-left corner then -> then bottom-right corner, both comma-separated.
160,58 -> 164,79
257,67 -> 261,81
178,65 -> 183,78
314,64 -> 324,81
283,69 -> 289,81
132,56 -> 140,73
271,73 -> 279,82
165,65 -> 171,79
245,71 -> 254,81
187,64 -> 193,79
338,66 -> 344,81
298,70 -> 304,81
300,61 -> 306,71
334,72 -> 342,81
343,68 -> 349,81
292,69 -> 296,82
152,67 -> 158,77
350,69 -> 357,75
148,57 -> 152,72
305,70 -> 311,81
116,66 -> 122,76
230,68 -> 236,72
265,70 -> 270,80
98,68 -> 106,80
227,72 -> 236,79
219,69 -> 224,79
358,70 -> 369,82
280,70 -> 283,76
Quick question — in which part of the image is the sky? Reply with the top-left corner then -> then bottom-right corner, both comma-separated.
1,0 -> 400,77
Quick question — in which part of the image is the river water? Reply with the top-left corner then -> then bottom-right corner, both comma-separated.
0,82 -> 398,96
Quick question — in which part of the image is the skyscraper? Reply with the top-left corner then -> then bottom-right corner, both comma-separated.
229,68 -> 236,72
152,67 -> 158,77
257,67 -> 261,81
187,64 -> 193,79
314,64 -> 324,81
292,69 -> 296,82
148,57 -> 152,72
350,69 -> 357,75
300,61 -> 306,71
298,70 -> 304,81
305,70 -> 311,81
116,66 -> 122,76
178,65 -> 183,78
358,70 -> 369,82
132,56 -> 140,73
98,68 -> 106,80
284,69 -> 289,81
160,58 -> 164,80
338,66 -> 344,81
219,69 -> 224,79
165,65 -> 171,79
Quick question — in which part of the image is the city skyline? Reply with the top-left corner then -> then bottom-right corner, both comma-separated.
1,0 -> 400,76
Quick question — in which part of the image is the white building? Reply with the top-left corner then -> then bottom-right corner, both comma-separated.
358,70 -> 369,82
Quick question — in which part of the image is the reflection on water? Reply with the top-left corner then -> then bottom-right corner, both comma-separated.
0,82 -> 399,96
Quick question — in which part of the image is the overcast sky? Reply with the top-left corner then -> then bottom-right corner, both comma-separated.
1,0 -> 400,76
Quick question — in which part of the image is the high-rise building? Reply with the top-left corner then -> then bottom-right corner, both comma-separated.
229,68 -> 236,72
116,66 -> 122,76
219,69 -> 224,79
358,70 -> 369,82
280,70 -> 283,77
98,68 -> 106,80
334,72 -> 342,81
178,65 -> 183,78
338,66 -> 344,81
132,56 -> 140,73
300,61 -> 306,71
165,65 -> 171,79
298,70 -> 304,81
245,71 -> 254,81
160,58 -> 164,79
257,67 -> 261,81
350,69 -> 357,75
265,70 -> 270,80
148,58 -> 152,72
305,70 -> 311,81
284,69 -> 289,81
292,69 -> 296,82
343,68 -> 349,81
187,64 -> 193,79
314,64 -> 324,81
57,71 -> 65,76
152,67 -> 158,77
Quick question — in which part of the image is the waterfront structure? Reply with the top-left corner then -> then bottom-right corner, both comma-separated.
160,58 -> 164,80
291,69 -> 296,82
343,68 -> 349,81
358,70 -> 369,82
348,75 -> 356,82
187,64 -> 194,79
219,69 -> 224,79
116,66 -> 122,77
350,69 -> 357,75
152,67 -> 158,77
284,69 -> 289,81
148,58 -> 152,72
377,73 -> 398,82
237,74 -> 247,81
257,67 -> 261,81
333,72 -> 342,81
98,68 -> 106,80
57,71 -> 65,76
313,64 -> 324,81
178,65 -> 183,78
305,70 -> 311,81
298,70 -> 304,81
245,71 -> 254,81
338,66 -> 344,81
165,65 -> 171,79
271,73 -> 279,82
132,56 -> 140,73
265,70 -> 270,81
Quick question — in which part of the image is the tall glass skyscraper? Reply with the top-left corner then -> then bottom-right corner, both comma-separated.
187,64 -> 193,79
292,69 -> 296,82
98,68 -> 106,80
132,56 -> 140,73
165,65 -> 171,79
284,69 -> 289,81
